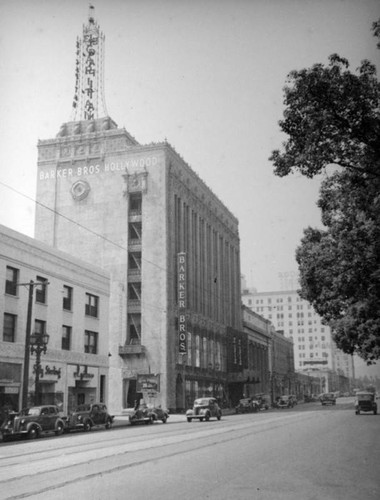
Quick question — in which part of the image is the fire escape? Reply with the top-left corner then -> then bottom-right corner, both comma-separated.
119,192 -> 145,356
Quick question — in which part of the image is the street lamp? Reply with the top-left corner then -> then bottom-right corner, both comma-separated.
30,331 -> 50,406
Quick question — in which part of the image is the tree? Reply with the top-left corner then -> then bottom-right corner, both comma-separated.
270,21 -> 380,362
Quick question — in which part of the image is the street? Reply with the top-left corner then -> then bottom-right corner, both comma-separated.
0,399 -> 379,500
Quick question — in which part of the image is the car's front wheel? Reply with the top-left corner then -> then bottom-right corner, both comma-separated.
105,418 -> 112,429
28,427 -> 39,439
83,421 -> 91,432
205,413 -> 210,422
162,416 -> 167,423
55,422 -> 64,436
187,417 -> 192,423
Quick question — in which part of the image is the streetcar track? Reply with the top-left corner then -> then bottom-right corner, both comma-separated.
1,412 -> 315,499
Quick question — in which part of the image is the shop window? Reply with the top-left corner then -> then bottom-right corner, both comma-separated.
35,276 -> 48,304
3,313 -> 17,342
62,325 -> 71,350
63,285 -> 73,311
5,266 -> 19,296
84,330 -> 98,354
85,293 -> 99,317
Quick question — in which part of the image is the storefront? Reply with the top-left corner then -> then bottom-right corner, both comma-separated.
67,364 -> 102,413
0,362 -> 22,421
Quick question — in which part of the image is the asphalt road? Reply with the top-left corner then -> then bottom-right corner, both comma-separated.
0,398 -> 379,500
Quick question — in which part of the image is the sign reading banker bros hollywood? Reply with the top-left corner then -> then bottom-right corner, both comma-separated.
39,156 -> 158,181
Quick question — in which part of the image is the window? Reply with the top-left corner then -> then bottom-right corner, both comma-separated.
128,283 -> 141,300
5,266 -> 18,296
127,313 -> 141,344
35,276 -> 48,304
84,330 -> 98,354
34,319 -> 46,336
62,325 -> 71,350
129,193 -> 142,214
85,293 -> 99,317
129,222 -> 142,241
128,252 -> 141,271
63,285 -> 73,311
3,313 -> 17,342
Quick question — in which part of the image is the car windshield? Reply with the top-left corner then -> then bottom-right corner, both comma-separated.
75,404 -> 91,411
357,394 -> 373,400
194,399 -> 211,406
22,407 -> 41,416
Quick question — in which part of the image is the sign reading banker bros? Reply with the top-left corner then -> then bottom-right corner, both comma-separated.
39,156 -> 158,181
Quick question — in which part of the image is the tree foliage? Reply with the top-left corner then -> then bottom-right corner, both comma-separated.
270,21 -> 380,362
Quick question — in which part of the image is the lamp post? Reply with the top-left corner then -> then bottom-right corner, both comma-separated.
30,331 -> 50,406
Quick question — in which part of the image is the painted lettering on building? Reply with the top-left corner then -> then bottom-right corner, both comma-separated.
178,252 -> 187,354
39,156 -> 158,180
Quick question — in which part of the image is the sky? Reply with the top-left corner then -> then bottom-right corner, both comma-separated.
0,0 -> 379,292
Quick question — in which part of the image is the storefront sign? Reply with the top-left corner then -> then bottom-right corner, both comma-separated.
136,374 -> 160,393
45,366 -> 62,379
178,252 -> 187,354
74,365 -> 95,380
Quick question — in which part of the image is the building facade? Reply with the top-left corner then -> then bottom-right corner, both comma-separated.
242,287 -> 354,392
0,224 -> 110,417
34,10 -> 241,412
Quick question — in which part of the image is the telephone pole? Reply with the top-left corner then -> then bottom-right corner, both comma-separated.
21,281 -> 35,410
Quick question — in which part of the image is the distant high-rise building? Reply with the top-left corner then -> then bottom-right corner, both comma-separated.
241,287 -> 354,382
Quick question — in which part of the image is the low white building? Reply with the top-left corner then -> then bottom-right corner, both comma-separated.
0,224 -> 110,415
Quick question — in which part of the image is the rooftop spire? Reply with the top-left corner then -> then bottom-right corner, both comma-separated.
71,5 -> 108,121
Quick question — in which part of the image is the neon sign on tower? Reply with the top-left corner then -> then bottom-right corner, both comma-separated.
71,4 -> 108,121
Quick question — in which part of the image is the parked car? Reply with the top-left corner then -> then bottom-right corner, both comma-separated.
276,395 -> 294,409
320,393 -> 337,406
65,403 -> 114,432
1,405 -> 66,441
235,398 -> 259,414
186,397 -> 222,422
128,403 -> 169,425
355,391 -> 378,415
289,395 -> 298,405
253,394 -> 271,410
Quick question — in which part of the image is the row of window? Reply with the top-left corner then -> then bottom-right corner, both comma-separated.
3,313 -> 99,353
5,266 -> 99,318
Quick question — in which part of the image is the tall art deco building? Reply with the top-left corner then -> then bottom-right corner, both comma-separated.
34,7 -> 242,412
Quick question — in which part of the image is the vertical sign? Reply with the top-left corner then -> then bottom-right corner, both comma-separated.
178,252 -> 187,354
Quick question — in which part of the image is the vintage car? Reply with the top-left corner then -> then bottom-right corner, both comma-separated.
65,403 -> 114,432
235,398 -> 259,414
320,393 -> 337,406
253,394 -> 271,410
276,395 -> 294,409
186,397 -> 222,422
128,403 -> 169,425
1,405 -> 66,441
355,392 -> 378,415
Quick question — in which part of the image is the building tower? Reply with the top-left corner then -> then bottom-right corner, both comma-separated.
34,7 -> 242,412
71,4 -> 108,121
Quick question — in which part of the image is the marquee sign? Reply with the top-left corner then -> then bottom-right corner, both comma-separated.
178,252 -> 187,354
